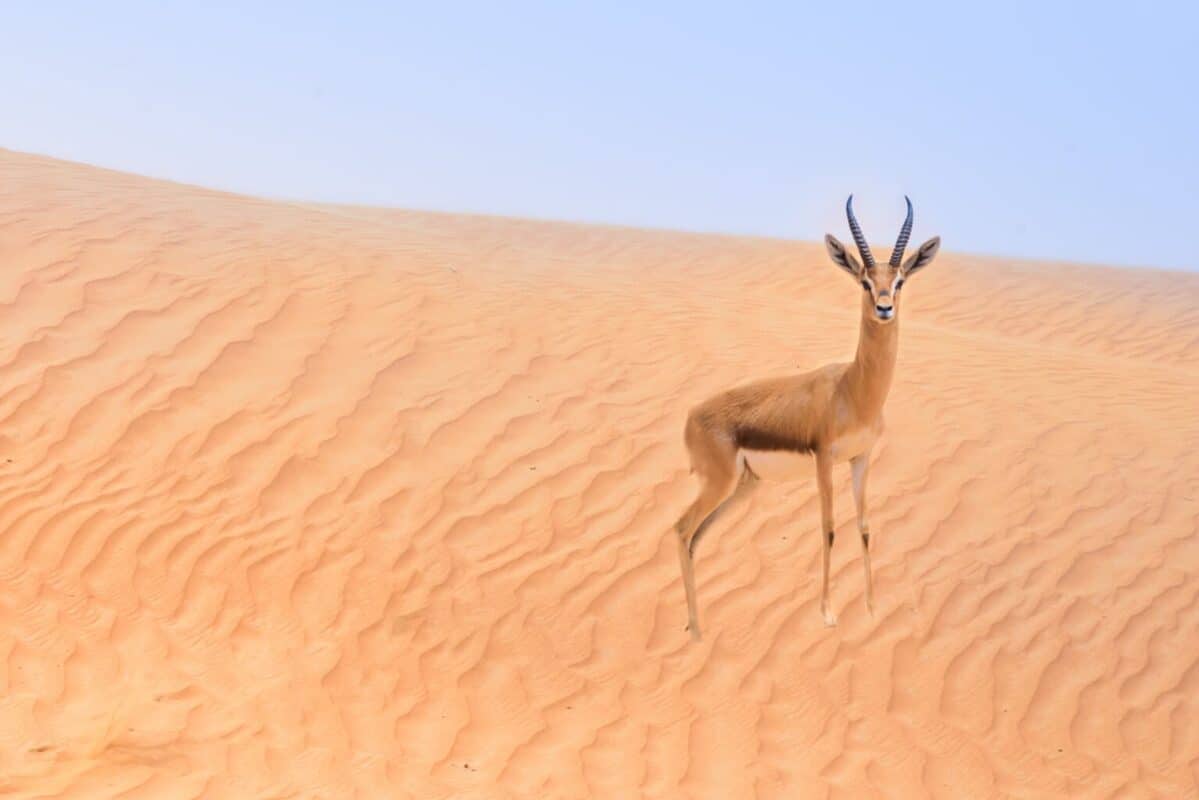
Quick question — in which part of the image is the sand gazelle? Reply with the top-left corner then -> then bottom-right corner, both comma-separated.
673,196 -> 941,639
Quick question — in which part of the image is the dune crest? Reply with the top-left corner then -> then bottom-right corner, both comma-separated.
0,149 -> 1197,798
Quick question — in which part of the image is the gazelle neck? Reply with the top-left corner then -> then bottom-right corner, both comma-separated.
845,300 -> 899,419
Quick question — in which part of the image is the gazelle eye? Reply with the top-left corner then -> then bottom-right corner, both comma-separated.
860,280 -> 871,292
895,279 -> 905,291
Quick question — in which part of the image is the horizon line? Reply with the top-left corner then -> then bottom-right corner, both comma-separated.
5,145 -> 1188,277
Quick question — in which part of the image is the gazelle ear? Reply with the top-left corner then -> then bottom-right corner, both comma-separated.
825,234 -> 862,277
901,236 -> 940,276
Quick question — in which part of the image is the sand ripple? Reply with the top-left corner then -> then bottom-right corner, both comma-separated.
1,150 -> 1197,798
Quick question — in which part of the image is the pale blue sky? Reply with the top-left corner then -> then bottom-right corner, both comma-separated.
3,2 -> 1196,269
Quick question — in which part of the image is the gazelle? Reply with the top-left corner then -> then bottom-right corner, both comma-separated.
673,196 -> 940,640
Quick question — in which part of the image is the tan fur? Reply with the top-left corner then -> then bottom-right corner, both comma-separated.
672,221 -> 940,640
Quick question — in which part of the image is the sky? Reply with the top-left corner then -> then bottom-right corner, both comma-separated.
3,2 -> 1196,269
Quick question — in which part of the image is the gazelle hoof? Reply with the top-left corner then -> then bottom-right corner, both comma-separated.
686,622 -> 702,642
822,607 -> 838,627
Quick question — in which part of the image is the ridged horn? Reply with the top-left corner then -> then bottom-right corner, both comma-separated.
890,195 -> 914,267
845,195 -> 875,269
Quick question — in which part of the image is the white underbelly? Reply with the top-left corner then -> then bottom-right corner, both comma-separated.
740,429 -> 878,482
828,428 -> 878,461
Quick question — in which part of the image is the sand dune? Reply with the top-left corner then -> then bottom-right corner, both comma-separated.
0,148 -> 1197,798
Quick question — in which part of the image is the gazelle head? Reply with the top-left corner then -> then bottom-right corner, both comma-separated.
824,195 -> 941,324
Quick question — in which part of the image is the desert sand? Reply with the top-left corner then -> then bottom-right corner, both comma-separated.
0,148 -> 1197,798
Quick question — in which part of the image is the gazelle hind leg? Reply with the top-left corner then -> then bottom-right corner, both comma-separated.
851,452 -> 874,616
674,432 -> 739,641
689,454 -> 758,560
675,475 -> 737,640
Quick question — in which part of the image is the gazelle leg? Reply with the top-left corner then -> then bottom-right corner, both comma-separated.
816,449 -> 837,627
674,455 -> 739,641
851,452 -> 874,616
675,531 -> 702,640
689,459 -> 757,560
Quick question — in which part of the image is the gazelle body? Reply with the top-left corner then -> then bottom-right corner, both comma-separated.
674,196 -> 941,640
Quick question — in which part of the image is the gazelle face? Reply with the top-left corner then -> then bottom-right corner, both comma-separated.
858,263 -> 904,323
824,195 -> 940,325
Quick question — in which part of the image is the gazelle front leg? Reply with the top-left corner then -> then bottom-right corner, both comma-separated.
815,449 -> 837,626
850,451 -> 874,616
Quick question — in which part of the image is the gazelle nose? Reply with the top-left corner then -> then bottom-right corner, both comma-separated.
875,305 -> 894,319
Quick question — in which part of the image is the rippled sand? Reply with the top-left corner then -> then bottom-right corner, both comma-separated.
1,149 -> 1197,798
